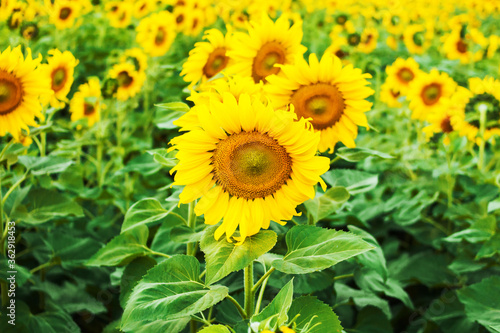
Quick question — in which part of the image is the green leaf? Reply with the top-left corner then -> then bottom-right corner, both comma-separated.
304,186 -> 350,223
200,226 -> 277,285
335,283 -> 391,319
122,317 -> 190,333
198,325 -> 231,333
322,169 -> 379,194
87,225 -> 150,267
287,296 -> 342,333
0,260 -> 31,287
118,153 -> 162,176
272,225 -> 373,274
170,225 -> 205,244
146,149 -> 178,169
477,233 -> 500,259
154,102 -> 189,129
17,156 -> 74,175
121,198 -> 176,233
251,279 -> 294,331
348,226 -> 388,280
121,255 -> 228,331
336,147 -> 394,162
353,306 -> 392,333
426,290 -> 478,333
120,256 -> 157,309
457,276 -> 500,332
12,188 -> 84,224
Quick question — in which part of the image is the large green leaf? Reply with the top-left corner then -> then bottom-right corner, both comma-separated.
322,169 -> 379,194
200,226 -> 277,285
120,256 -> 157,308
304,186 -> 350,223
348,225 -> 388,280
87,225 -> 150,267
121,255 -> 228,331
287,296 -> 342,333
121,198 -> 178,233
335,147 -> 394,162
457,276 -> 500,332
12,188 -> 84,224
272,225 -> 373,274
17,156 -> 74,175
251,279 -> 294,331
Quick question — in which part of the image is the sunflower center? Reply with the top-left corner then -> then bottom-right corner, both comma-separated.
456,40 -> 468,53
465,93 -> 500,129
155,27 -> 166,45
252,41 -> 286,83
176,14 -> 184,24
212,131 -> 292,199
421,83 -> 442,105
203,47 -> 229,78
51,67 -> 67,91
84,103 -> 95,115
0,71 -> 23,115
291,83 -> 345,130
412,31 -> 424,46
347,33 -> 360,46
440,116 -> 453,133
117,71 -> 133,87
397,68 -> 414,83
390,89 -> 400,98
336,15 -> 347,25
59,7 -> 72,20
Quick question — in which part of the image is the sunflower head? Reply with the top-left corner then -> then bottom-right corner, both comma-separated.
0,46 -> 52,140
265,53 -> 374,152
170,91 -> 329,243
385,57 -> 422,95
226,14 -> 306,84
20,22 -> 39,40
41,49 -> 79,109
70,77 -> 104,127
136,11 -> 177,57
50,1 -> 82,30
108,62 -> 146,101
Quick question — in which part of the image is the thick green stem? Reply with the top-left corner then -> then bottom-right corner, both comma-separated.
244,263 -> 254,319
478,106 -> 487,171
186,201 -> 196,256
189,319 -> 197,333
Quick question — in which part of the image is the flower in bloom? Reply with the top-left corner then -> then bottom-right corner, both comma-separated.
0,46 -> 52,140
136,11 -> 177,57
265,53 -> 374,152
70,78 -> 104,127
169,92 -> 330,243
108,62 -> 146,101
41,49 -> 79,109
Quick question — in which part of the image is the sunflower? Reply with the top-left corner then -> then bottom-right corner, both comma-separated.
403,23 -> 433,55
423,105 -> 458,145
331,13 -> 355,34
265,53 -> 374,152
136,11 -> 177,57
382,10 -> 408,35
324,36 -> 349,64
181,29 -> 232,88
133,0 -> 154,19
108,63 -> 146,101
105,1 -> 133,29
357,27 -> 378,54
41,49 -> 79,109
169,92 -> 330,243
50,0 -> 81,30
20,22 -> 39,41
380,81 -> 402,108
120,48 -> 149,73
226,15 -> 306,83
70,78 -> 104,127
385,57 -> 422,95
442,28 -> 487,64
407,69 -> 457,120
452,77 -> 500,142
0,46 -> 52,141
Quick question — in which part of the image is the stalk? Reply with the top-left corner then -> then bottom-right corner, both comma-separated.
244,263 -> 254,318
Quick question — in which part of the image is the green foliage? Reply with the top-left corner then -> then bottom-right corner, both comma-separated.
272,225 -> 374,274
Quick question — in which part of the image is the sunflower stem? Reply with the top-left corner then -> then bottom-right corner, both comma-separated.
244,262 -> 254,319
254,271 -> 270,314
186,201 -> 196,256
226,295 -> 246,318
478,106 -> 487,171
445,146 -> 455,209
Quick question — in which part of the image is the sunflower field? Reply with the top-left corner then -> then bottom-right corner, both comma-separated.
1,0 -> 500,332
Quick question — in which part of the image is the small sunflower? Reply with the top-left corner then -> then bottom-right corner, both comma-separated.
423,106 -> 458,145
42,49 -> 79,109
265,53 -> 374,152
0,46 -> 52,141
170,92 -> 330,243
120,48 -> 149,73
20,22 -> 39,41
136,11 -> 177,57
403,23 -> 433,55
385,57 -> 422,95
133,0 -> 154,19
442,28 -> 487,64
226,15 -> 306,83
357,27 -> 378,54
181,29 -> 232,88
105,1 -> 133,29
324,37 -> 349,64
50,0 -> 81,30
70,78 -> 104,127
452,77 -> 500,142
108,63 -> 146,101
380,81 -> 402,108
407,69 -> 457,120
